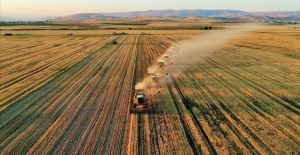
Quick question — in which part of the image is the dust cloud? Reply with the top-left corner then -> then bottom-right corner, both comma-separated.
135,81 -> 147,90
167,23 -> 264,73
134,24 -> 264,89
147,65 -> 157,74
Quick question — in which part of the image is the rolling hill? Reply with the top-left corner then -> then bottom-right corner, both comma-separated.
54,10 -> 300,22
3,9 -> 299,22
54,13 -> 120,21
99,9 -> 246,17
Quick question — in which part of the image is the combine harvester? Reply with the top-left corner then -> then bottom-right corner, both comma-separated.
157,61 -> 165,68
157,61 -> 173,68
163,55 -> 176,64
157,61 -> 173,71
147,72 -> 168,88
130,89 -> 161,113
163,55 -> 176,60
130,72 -> 169,113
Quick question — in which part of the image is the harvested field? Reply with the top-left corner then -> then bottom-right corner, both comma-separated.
0,26 -> 299,154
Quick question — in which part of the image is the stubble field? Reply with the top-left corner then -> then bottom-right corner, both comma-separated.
0,24 -> 299,154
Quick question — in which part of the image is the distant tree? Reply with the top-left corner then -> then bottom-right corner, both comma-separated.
209,26 -> 212,30
204,26 -> 208,30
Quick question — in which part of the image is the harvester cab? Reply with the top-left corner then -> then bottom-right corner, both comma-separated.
147,73 -> 158,86
134,92 -> 146,105
147,72 -> 168,88
163,55 -> 175,64
163,55 -> 169,59
157,62 -> 165,68
148,73 -> 158,81
130,89 -> 161,113
164,54 -> 177,59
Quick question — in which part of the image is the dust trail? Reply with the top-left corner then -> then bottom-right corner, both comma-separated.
166,23 -> 265,75
135,24 -> 264,89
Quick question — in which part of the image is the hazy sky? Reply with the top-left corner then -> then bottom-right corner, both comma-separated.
1,0 -> 299,16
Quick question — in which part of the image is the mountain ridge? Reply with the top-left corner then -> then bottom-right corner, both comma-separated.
98,9 -> 246,17
56,9 -> 300,21
2,9 -> 300,21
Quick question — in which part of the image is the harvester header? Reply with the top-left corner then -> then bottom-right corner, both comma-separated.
130,89 -> 161,113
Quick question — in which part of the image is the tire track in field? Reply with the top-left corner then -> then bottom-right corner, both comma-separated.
167,76 -> 217,155
180,41 -> 298,152
172,48 -> 298,153
193,59 -> 300,149
203,57 -> 300,115
174,70 -> 268,154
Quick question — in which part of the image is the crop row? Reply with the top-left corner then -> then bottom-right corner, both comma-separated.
0,36 -> 116,111
132,30 -> 300,154
161,36 -> 300,154
0,35 -> 137,154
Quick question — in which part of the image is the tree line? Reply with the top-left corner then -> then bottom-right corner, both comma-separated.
200,26 -> 212,30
